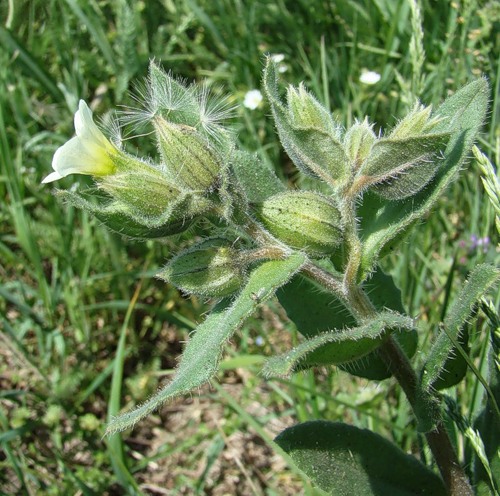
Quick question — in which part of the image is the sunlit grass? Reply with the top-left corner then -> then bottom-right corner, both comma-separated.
0,0 -> 498,493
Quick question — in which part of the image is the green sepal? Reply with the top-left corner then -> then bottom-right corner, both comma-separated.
106,252 -> 305,434
262,311 -> 414,378
358,132 -> 451,200
148,60 -> 200,127
263,57 -> 348,187
154,118 -> 222,191
359,78 -> 489,278
158,238 -> 246,298
275,421 -> 447,496
55,189 -> 199,239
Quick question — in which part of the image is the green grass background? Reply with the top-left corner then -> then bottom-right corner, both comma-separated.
0,0 -> 498,494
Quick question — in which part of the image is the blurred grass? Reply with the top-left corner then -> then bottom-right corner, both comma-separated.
0,0 -> 499,494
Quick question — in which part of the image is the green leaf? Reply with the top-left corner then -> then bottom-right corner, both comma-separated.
106,253 -> 305,434
431,329 -> 469,390
359,78 -> 489,278
421,264 -> 500,392
263,58 -> 348,187
275,421 -> 446,496
262,311 -> 414,378
339,268 -> 418,379
360,133 -> 450,200
231,150 -> 285,203
277,267 -> 417,377
474,301 -> 500,495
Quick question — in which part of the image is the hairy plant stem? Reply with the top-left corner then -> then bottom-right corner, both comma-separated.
305,196 -> 473,495
305,261 -> 473,496
238,198 -> 472,495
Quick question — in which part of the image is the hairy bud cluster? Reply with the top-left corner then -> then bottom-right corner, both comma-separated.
44,57 -> 484,302
263,57 -> 451,200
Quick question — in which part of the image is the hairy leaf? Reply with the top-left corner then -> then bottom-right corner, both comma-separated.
275,421 -> 446,495
262,312 -> 414,378
360,133 -> 450,200
277,267 -> 417,377
359,78 -> 489,278
106,253 -> 305,434
231,150 -> 285,203
421,264 -> 500,392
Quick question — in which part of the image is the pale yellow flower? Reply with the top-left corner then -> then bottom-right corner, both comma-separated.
42,100 -> 117,183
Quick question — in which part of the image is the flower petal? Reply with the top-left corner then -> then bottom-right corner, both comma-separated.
41,171 -> 64,183
75,100 -> 112,150
52,135 -> 115,178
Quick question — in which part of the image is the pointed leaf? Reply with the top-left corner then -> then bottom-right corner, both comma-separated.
106,253 -> 305,434
359,79 -> 489,278
263,312 -> 414,378
421,264 -> 500,392
231,150 -> 285,203
275,421 -> 446,495
277,267 -> 417,377
359,133 -> 450,200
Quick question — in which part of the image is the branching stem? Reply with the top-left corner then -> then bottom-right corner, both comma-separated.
239,197 -> 473,496
304,261 -> 473,496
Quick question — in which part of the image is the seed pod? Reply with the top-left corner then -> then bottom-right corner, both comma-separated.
254,191 -> 343,256
158,239 -> 245,297
154,117 -> 221,191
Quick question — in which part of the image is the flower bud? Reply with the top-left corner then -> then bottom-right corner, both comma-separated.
158,239 -> 245,297
344,118 -> 377,170
287,84 -> 340,138
254,191 -> 343,256
263,59 -> 349,187
154,117 -> 221,191
389,103 -> 440,139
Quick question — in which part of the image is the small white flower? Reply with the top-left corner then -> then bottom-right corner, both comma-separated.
270,53 -> 285,64
42,100 -> 117,183
270,53 -> 288,73
359,70 -> 381,85
243,89 -> 263,110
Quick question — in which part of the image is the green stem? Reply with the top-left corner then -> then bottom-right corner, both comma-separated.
305,261 -> 473,496
238,201 -> 472,495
